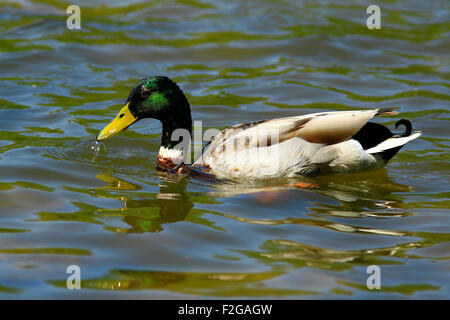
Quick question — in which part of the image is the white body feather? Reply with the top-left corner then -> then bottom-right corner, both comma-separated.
365,132 -> 422,154
189,109 -> 421,178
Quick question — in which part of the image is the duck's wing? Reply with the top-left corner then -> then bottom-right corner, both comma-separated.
290,108 -> 398,144
198,108 -> 397,157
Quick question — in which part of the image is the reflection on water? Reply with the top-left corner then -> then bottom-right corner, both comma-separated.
31,167 -> 414,236
99,174 -> 194,233
49,268 -> 315,296
0,0 -> 448,298
32,166 -> 447,297
32,172 -> 194,233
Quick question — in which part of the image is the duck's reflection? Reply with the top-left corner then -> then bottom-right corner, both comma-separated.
47,268 -> 312,296
309,169 -> 414,216
34,168 -> 414,233
96,172 -> 194,233
32,171 -> 196,233
208,168 -> 412,213
37,169 -> 443,297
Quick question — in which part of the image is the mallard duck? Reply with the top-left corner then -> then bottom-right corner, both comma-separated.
97,76 -> 421,178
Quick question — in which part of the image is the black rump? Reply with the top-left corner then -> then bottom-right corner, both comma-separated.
351,122 -> 393,150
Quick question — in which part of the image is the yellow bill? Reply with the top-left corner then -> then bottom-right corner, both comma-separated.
97,102 -> 137,141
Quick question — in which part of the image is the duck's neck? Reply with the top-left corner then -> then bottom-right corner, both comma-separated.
160,113 -> 192,150
157,114 -> 192,169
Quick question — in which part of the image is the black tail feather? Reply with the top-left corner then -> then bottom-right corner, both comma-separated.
394,119 -> 412,137
352,118 -> 414,163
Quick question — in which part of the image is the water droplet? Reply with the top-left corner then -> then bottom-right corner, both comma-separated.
89,140 -> 105,161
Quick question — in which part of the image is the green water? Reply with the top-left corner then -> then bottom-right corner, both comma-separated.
0,0 -> 449,299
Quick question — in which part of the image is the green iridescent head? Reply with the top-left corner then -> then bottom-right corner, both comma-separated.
126,76 -> 190,120
97,76 -> 192,143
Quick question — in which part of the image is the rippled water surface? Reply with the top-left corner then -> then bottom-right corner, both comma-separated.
0,0 -> 449,298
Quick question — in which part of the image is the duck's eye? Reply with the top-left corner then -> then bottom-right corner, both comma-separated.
140,85 -> 151,97
119,113 -> 125,118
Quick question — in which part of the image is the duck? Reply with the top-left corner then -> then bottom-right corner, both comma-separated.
96,76 -> 422,178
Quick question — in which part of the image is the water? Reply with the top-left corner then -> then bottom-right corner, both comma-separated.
0,0 -> 449,298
